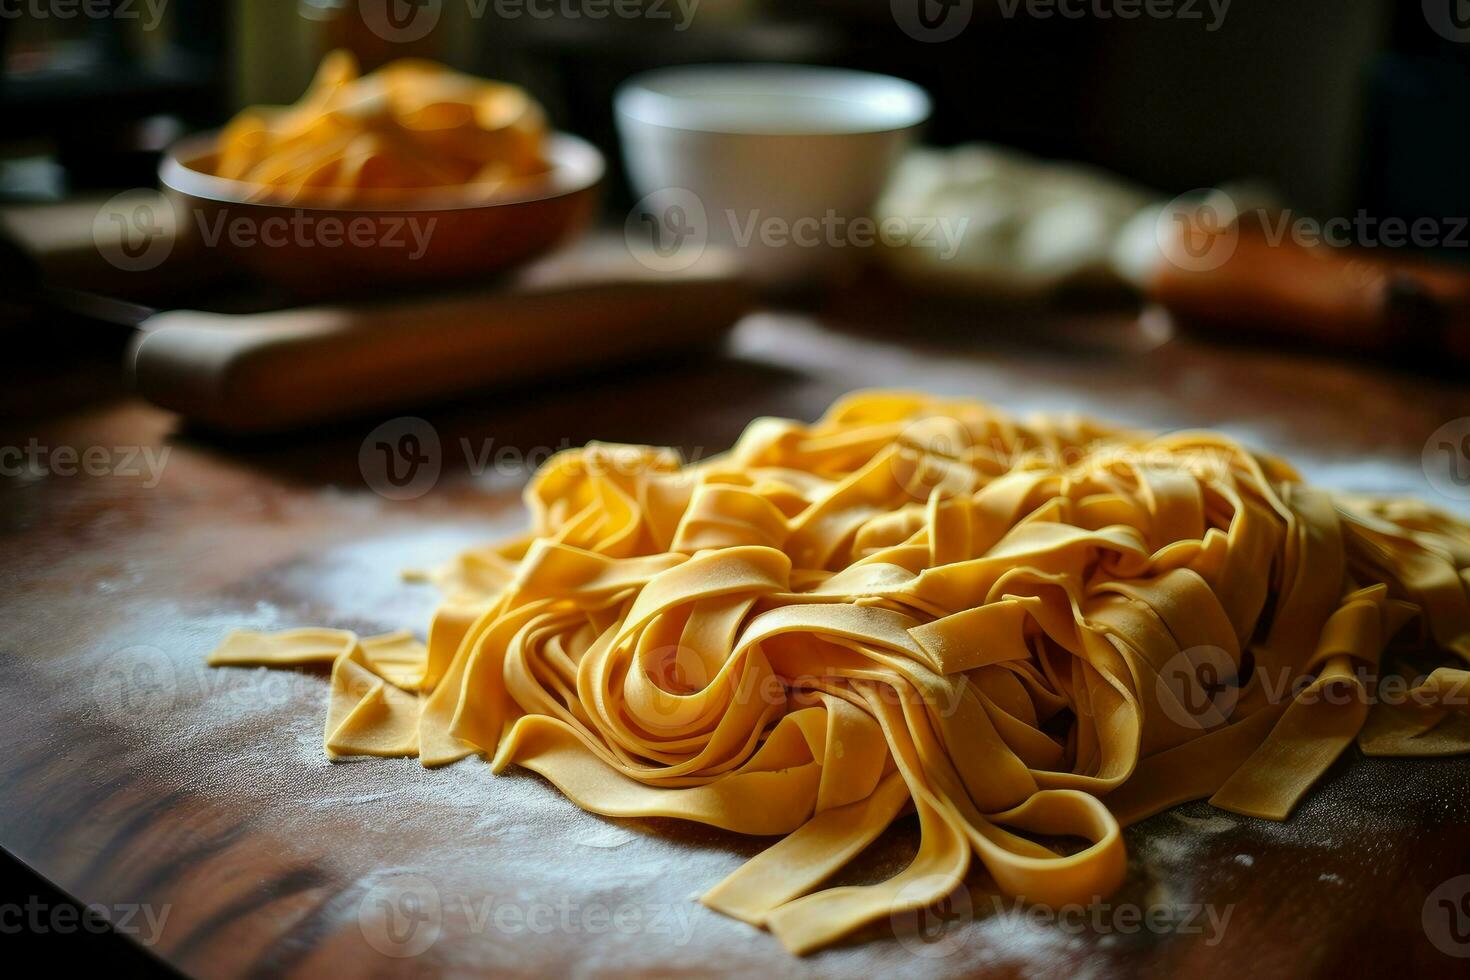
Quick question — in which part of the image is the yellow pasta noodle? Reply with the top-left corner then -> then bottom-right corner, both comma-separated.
209,51 -> 548,203
208,391 -> 1470,954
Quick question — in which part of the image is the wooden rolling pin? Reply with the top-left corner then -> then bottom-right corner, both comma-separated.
129,247 -> 752,432
1146,209 -> 1470,366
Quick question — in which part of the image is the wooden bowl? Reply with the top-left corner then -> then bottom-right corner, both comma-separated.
158,132 -> 604,293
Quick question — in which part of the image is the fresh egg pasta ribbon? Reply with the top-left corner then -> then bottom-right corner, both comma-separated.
209,392 -> 1470,954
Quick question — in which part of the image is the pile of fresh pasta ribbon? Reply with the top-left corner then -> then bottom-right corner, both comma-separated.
210,391 -> 1470,954
210,52 -> 548,201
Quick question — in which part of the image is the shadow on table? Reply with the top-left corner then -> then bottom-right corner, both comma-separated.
164,346 -> 810,490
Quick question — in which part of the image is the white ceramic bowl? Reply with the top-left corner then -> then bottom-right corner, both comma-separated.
615,64 -> 931,285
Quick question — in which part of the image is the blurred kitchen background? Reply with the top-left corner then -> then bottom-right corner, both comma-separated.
4,0 -> 1470,435
2,0 -> 1466,238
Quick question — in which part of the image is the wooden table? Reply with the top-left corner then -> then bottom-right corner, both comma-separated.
3,306 -> 1469,978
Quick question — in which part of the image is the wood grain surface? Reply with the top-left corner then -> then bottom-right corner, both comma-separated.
3,307 -> 1470,978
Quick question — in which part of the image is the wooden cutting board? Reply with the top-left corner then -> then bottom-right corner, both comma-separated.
2,309 -> 1469,978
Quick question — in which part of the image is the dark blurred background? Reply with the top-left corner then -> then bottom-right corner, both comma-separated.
1,0 -> 1467,245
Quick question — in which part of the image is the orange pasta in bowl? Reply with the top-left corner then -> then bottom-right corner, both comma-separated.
157,52 -> 602,290
209,51 -> 550,203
